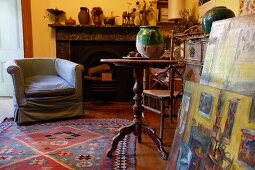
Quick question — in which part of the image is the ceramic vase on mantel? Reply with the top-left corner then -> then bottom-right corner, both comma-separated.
139,13 -> 149,26
92,15 -> 101,26
202,6 -> 235,34
78,7 -> 90,25
136,26 -> 164,60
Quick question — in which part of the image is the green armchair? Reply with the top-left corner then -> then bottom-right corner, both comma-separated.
6,58 -> 84,125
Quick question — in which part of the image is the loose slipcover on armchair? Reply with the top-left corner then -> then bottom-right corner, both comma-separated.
6,58 -> 84,125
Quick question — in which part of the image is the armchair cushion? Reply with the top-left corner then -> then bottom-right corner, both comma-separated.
24,75 -> 75,97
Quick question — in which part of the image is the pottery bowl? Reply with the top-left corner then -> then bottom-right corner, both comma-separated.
104,17 -> 116,25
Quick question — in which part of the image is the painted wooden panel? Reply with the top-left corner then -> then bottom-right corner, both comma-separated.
0,0 -> 23,96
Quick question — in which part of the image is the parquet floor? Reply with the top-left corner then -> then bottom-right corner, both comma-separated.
84,101 -> 178,170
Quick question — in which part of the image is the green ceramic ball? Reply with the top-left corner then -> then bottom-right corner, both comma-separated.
202,6 -> 235,34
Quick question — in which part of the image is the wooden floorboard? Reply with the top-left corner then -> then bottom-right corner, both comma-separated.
84,101 -> 178,170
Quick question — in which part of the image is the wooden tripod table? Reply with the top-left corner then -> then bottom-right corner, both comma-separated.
101,58 -> 178,160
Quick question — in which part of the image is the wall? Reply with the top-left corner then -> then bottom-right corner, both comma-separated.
30,0 -> 156,58
30,0 -> 240,58
31,0 -> 55,57
185,0 -> 240,19
215,0 -> 239,15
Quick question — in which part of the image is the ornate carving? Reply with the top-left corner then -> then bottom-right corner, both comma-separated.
49,24 -> 140,41
56,41 -> 70,60
49,24 -> 140,59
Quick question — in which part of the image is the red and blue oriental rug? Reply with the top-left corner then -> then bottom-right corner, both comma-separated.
0,119 -> 136,170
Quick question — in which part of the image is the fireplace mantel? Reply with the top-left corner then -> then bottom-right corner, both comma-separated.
49,24 -> 138,101
49,24 -> 140,41
49,24 -> 140,60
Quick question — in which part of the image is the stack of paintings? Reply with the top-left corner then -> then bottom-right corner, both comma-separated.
168,82 -> 255,169
167,14 -> 255,169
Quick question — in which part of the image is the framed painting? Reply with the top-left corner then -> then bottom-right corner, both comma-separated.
198,92 -> 214,119
223,99 -> 239,140
167,82 -> 195,170
238,128 -> 255,168
167,82 -> 220,169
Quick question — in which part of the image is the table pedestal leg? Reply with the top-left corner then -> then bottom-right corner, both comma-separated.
141,124 -> 168,160
107,67 -> 168,160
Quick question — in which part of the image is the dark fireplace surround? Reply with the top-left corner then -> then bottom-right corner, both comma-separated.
49,25 -> 140,101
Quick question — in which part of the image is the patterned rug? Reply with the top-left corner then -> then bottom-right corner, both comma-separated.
0,118 -> 136,170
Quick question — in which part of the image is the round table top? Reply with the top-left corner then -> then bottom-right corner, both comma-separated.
100,58 -> 178,68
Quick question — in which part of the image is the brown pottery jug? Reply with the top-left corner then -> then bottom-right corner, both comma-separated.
78,7 -> 90,25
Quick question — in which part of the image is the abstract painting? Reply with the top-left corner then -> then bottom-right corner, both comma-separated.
176,141 -> 192,170
239,0 -> 255,16
198,92 -> 214,119
238,128 -> 255,168
167,81 -> 255,170
223,99 -> 239,140
200,14 -> 255,122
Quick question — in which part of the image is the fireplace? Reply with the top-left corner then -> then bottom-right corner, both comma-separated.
49,25 -> 140,101
71,40 -> 136,101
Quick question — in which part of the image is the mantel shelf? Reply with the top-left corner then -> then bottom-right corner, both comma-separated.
48,24 -> 140,29
50,23 -> 140,60
49,24 -> 140,42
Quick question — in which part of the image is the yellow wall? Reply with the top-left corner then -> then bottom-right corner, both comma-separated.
185,0 -> 240,19
30,0 -> 240,58
30,0 -> 157,57
215,0 -> 239,15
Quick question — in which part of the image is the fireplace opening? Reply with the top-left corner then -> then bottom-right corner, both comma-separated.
71,41 -> 135,102
83,52 -> 120,101
84,64 -> 120,102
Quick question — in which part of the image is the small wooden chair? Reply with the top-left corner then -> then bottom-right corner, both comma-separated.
143,64 -> 185,140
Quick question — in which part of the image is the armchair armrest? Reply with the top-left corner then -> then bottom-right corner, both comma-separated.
55,58 -> 84,100
6,61 -> 27,106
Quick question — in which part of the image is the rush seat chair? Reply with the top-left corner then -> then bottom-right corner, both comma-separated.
143,64 -> 185,140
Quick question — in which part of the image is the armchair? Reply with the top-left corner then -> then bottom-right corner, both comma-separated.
6,58 -> 84,125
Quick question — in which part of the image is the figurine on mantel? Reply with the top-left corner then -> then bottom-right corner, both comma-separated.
122,8 -> 136,26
